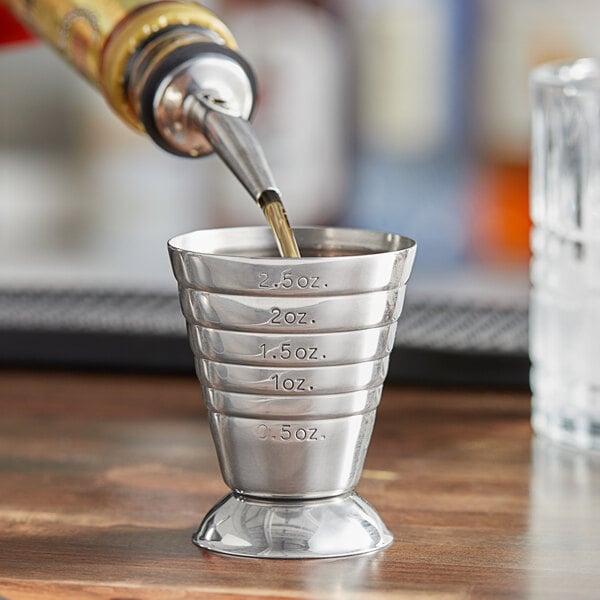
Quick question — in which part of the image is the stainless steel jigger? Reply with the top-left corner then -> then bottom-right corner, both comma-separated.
168,226 -> 416,558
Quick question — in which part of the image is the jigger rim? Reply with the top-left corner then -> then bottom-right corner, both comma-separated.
168,225 -> 416,261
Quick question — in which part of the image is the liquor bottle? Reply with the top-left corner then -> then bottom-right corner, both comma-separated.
4,0 -> 257,159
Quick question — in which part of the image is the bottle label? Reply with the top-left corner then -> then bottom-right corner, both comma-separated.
5,0 -> 130,81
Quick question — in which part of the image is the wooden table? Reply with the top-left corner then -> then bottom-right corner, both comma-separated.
1,370 -> 599,599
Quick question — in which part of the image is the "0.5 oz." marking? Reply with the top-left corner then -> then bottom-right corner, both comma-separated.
256,423 -> 323,441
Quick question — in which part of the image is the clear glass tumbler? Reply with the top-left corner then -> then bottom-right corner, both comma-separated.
530,58 -> 600,449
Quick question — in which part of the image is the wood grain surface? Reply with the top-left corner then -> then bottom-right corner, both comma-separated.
0,370 -> 599,599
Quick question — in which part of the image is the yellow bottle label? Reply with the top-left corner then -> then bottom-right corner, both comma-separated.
5,0 -> 144,82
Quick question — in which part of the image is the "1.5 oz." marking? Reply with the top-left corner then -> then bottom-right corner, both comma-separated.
260,343 -> 321,361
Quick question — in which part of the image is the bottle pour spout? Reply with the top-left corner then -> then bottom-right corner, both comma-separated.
188,94 -> 300,258
187,93 -> 280,203
134,41 -> 300,257
132,37 -> 279,204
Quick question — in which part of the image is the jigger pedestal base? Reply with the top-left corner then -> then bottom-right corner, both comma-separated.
193,492 -> 393,559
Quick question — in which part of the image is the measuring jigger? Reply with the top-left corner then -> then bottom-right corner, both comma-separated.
168,226 -> 416,558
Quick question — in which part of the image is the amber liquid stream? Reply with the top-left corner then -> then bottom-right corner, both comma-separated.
259,191 -> 301,258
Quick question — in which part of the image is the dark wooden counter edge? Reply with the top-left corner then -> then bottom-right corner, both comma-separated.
1,370 -> 599,600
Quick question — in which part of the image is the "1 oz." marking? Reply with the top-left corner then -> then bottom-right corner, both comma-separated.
270,373 -> 312,392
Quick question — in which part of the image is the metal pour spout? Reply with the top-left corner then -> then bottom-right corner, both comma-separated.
187,94 -> 278,203
186,93 -> 301,258
125,32 -> 299,256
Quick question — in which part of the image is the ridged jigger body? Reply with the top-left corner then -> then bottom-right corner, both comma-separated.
169,226 -> 416,558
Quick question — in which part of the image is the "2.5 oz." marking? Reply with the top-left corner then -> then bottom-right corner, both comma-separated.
258,270 -> 325,290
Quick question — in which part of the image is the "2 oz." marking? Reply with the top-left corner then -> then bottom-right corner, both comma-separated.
269,308 -> 313,325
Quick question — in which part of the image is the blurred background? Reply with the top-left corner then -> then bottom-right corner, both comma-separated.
2,0 -> 600,381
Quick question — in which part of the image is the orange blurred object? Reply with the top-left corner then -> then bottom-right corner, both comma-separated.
0,4 -> 36,45
469,162 -> 532,264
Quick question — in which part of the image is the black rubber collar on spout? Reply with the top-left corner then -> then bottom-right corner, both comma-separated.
139,42 -> 258,157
